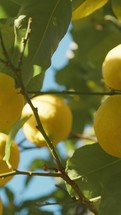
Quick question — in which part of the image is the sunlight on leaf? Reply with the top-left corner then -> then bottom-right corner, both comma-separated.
72,0 -> 109,21
112,0 -> 121,22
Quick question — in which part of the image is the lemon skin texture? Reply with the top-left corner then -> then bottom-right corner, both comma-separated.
22,95 -> 72,147
0,133 -> 20,186
0,73 -> 24,130
94,95 -> 121,158
102,44 -> 121,90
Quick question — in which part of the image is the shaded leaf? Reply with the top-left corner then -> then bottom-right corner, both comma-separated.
11,0 -> 24,6
72,0 -> 109,21
0,0 -> 19,18
99,172 -> 121,215
4,187 -> 14,202
66,143 -> 121,199
0,20 -> 14,60
72,0 -> 85,11
112,0 -> 121,22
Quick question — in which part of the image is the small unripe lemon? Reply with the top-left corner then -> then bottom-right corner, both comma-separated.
0,199 -> 3,215
0,133 -> 20,186
102,44 -> 121,90
22,95 -> 72,146
94,95 -> 121,158
0,73 -> 24,130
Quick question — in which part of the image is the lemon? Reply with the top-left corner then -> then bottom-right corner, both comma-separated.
22,95 -> 72,146
102,44 -> 121,90
94,95 -> 121,157
0,199 -> 3,215
0,133 -> 20,186
0,73 -> 24,130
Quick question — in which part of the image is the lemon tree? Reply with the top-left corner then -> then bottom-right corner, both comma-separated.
22,95 -> 72,146
0,73 -> 24,130
0,133 -> 20,186
1,1 -> 121,215
102,44 -> 121,90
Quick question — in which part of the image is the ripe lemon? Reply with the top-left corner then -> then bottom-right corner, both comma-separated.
94,95 -> 121,157
0,73 -> 24,130
22,95 -> 72,146
0,199 -> 3,215
0,133 -> 20,186
102,44 -> 121,90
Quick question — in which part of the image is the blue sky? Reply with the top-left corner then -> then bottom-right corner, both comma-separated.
0,27 -> 73,215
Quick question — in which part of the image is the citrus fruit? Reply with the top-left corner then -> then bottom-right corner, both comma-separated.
94,95 -> 121,157
102,44 -> 121,90
22,95 -> 72,146
0,73 -> 24,130
0,198 -> 3,215
0,133 -> 20,186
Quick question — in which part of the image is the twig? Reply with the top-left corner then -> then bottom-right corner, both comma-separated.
17,138 -> 26,146
0,169 -> 61,178
71,133 -> 97,142
19,145 -> 41,151
36,201 -> 60,207
17,17 -> 32,69
27,89 -> 121,96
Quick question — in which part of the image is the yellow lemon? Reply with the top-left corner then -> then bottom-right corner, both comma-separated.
102,44 -> 121,90
0,199 -> 3,215
0,133 -> 20,186
94,95 -> 121,157
0,73 -> 24,130
22,95 -> 72,146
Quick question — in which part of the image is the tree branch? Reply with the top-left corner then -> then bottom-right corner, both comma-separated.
27,89 -> 121,96
0,169 -> 61,178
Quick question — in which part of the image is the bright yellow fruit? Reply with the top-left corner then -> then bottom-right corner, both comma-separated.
0,133 -> 20,186
94,95 -> 121,158
102,44 -> 121,90
0,198 -> 3,215
0,73 -> 24,130
22,95 -> 72,146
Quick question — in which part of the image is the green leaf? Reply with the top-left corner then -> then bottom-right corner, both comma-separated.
0,20 -> 17,80
72,0 -> 85,11
13,0 -> 72,87
26,67 -> 44,92
72,0 -> 109,21
99,172 -> 121,215
3,116 -> 29,167
112,0 -> 121,22
66,143 -> 121,199
0,20 -> 14,60
0,0 -> 19,18
11,0 -> 24,6
4,187 -> 14,202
